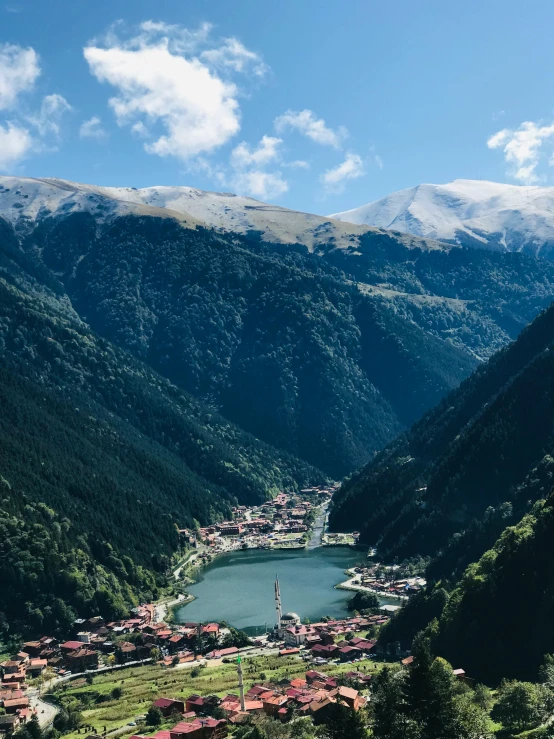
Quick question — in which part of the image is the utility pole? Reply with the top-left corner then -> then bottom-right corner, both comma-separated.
237,656 -> 246,712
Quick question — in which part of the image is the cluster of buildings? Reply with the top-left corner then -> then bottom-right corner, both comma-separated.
0,652 -> 44,735
131,667 -> 369,739
277,613 -> 390,663
273,577 -> 389,658
180,487 -> 338,561
0,609 -> 231,692
345,565 -> 426,599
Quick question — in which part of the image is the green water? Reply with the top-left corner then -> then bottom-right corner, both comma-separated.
175,546 -> 369,632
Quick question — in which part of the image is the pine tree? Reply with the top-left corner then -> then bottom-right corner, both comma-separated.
320,703 -> 369,739
405,634 -> 435,727
372,666 -> 420,739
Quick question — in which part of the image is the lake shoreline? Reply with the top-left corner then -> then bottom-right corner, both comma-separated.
173,546 -> 367,630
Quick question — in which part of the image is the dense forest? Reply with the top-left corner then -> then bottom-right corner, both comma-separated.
323,228 -> 554,359
432,493 -> 554,682
380,491 -> 554,684
327,288 -> 554,682
8,210 -> 554,477
0,274 -> 322,638
19,213 -> 480,477
330,296 -> 554,574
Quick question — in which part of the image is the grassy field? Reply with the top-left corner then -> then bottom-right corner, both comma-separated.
53,654 -> 385,739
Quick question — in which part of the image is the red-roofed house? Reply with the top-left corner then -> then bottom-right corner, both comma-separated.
262,695 -> 288,717
305,670 -> 328,684
3,697 -> 29,713
205,647 -> 238,660
2,673 -> 25,685
27,659 -> 47,676
66,648 -> 98,671
184,695 -> 203,713
201,624 -> 219,636
339,646 -> 362,662
290,679 -> 307,689
311,644 -> 339,659
60,641 -> 84,653
337,686 -> 365,710
153,698 -> 185,716
170,717 -> 227,739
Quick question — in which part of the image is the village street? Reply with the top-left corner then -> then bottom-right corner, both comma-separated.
27,687 -> 58,729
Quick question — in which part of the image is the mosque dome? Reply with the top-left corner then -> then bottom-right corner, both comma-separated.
281,612 -> 300,622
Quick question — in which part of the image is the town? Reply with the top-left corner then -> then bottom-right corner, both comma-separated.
0,597 -> 472,739
0,489 -> 428,739
177,486 -> 350,570
0,581 -> 398,739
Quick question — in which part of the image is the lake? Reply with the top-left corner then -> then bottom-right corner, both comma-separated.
174,546 -> 371,633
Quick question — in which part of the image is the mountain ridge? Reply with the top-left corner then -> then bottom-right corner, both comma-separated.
5,177 -> 554,476
331,178 -> 554,258
0,174 -> 450,253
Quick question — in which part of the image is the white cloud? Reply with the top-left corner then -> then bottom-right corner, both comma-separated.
79,115 -> 108,140
487,120 -> 554,184
231,170 -> 288,200
0,42 -> 40,110
29,93 -> 71,137
84,41 -> 240,162
0,44 -> 70,168
132,22 -> 267,76
274,109 -> 347,149
285,159 -> 310,169
231,135 -> 282,168
131,120 -> 149,138
201,37 -> 268,78
135,21 -> 213,54
227,134 -> 288,200
321,152 -> 365,193
84,22 -> 270,163
374,154 -> 384,170
0,122 -> 32,170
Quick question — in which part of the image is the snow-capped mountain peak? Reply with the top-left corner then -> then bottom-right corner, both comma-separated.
0,175 -> 445,253
330,179 -> 554,257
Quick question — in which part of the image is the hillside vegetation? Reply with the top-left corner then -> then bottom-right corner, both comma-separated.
433,494 -> 554,682
5,201 -> 554,641
13,213 -> 483,476
331,297 -> 554,571
9,210 -> 554,476
0,274 -> 321,638
329,290 -> 554,681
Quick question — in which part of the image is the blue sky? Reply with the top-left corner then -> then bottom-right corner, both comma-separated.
1,0 -> 554,214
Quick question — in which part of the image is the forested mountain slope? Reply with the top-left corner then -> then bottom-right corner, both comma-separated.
1,212 -> 481,477
432,493 -> 554,682
330,298 -> 554,581
380,485 -> 554,683
4,198 -> 554,476
0,274 -> 321,638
